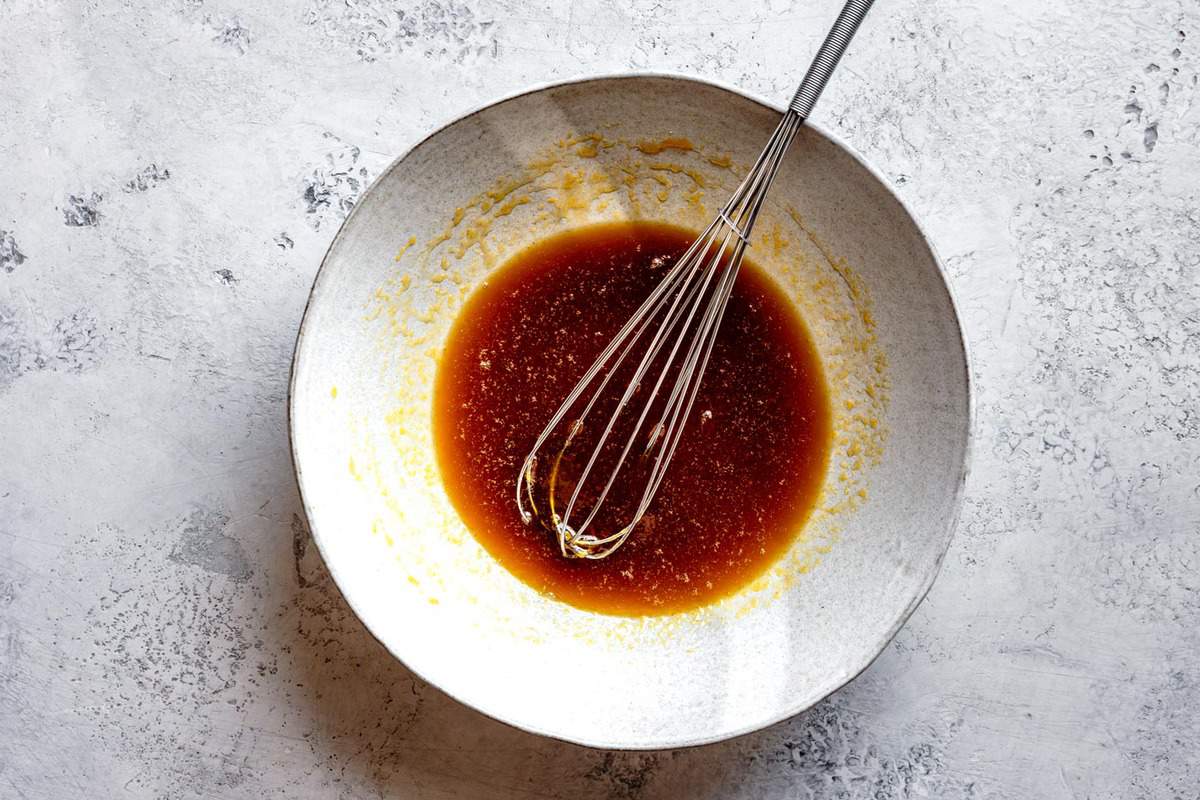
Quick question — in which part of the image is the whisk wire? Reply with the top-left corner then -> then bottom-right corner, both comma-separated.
545,113 -> 803,557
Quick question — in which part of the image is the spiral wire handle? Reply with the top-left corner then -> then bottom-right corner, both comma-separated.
516,0 -> 877,559
789,0 -> 875,119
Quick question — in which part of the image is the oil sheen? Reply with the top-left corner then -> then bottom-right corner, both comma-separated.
433,221 -> 831,615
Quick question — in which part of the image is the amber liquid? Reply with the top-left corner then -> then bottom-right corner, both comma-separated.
433,222 -> 831,615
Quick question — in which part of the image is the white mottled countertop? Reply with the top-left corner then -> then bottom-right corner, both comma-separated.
2,1 -> 1198,797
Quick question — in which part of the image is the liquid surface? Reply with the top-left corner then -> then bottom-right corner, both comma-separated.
433,222 -> 831,615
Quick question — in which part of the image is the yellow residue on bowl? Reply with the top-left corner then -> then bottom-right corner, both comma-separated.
635,136 -> 695,155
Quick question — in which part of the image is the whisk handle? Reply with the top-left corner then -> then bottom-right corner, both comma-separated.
788,0 -> 876,119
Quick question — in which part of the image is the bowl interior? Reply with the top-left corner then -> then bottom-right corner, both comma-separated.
290,75 -> 970,748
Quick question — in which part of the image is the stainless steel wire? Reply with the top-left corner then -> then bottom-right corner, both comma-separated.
516,0 -> 876,559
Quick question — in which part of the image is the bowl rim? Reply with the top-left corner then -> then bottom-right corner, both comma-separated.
287,70 -> 975,751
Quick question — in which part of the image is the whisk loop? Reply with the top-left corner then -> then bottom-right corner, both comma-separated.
516,0 -> 876,559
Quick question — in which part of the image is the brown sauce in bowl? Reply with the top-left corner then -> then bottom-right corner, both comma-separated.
433,221 -> 831,615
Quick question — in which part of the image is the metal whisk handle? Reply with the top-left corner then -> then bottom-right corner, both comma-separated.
788,0 -> 876,119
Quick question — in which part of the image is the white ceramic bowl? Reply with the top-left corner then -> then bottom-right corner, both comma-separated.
289,75 -> 971,749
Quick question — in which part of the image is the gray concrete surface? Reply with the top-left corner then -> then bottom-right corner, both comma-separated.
1,0 -> 1198,797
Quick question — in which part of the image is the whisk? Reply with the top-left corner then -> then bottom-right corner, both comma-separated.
517,0 -> 876,559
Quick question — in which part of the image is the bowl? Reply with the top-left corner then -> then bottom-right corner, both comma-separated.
289,74 -> 971,749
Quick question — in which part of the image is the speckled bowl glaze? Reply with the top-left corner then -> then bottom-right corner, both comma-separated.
289,74 -> 971,749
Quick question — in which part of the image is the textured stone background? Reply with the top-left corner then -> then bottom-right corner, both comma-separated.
2,0 -> 1198,797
